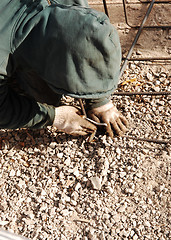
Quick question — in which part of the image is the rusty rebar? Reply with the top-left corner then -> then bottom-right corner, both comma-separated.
124,135 -> 170,144
112,91 -> 171,96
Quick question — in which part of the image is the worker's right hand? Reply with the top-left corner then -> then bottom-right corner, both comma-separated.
87,101 -> 128,138
53,106 -> 96,136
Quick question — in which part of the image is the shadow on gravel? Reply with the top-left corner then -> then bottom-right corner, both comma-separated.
0,127 -> 109,151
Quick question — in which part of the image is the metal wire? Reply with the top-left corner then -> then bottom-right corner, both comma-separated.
102,0 -> 109,17
140,0 -> 171,3
119,0 -> 156,78
112,91 -> 171,96
122,0 -> 171,29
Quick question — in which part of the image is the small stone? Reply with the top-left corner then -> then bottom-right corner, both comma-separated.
146,72 -> 153,81
116,147 -> 121,155
97,148 -> 104,156
121,215 -> 127,222
41,189 -> 47,196
63,194 -> 70,202
101,159 -> 109,176
103,213 -> 110,220
106,186 -> 114,194
71,191 -> 79,201
130,230 -> 135,237
70,199 -> 77,206
59,171 -> 65,179
18,179 -> 26,188
120,229 -> 130,237
141,149 -> 149,154
57,152 -> 63,158
0,221 -> 9,226
136,50 -> 142,55
61,209 -> 69,217
16,170 -> 21,176
136,172 -> 143,178
88,227 -> 95,239
133,234 -> 138,240
64,158 -> 71,166
115,227 -> 121,234
75,183 -> 82,192
144,220 -> 151,227
82,237 -> 88,240
9,169 -> 15,177
23,218 -> 35,225
113,214 -> 120,223
120,171 -> 126,178
73,168 -> 79,177
118,205 -> 126,213
90,176 -> 102,190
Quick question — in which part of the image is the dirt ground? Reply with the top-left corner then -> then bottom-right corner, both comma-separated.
0,1 -> 170,240
90,0 -> 171,66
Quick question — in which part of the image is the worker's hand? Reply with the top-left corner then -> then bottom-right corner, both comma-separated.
53,106 -> 96,136
87,101 -> 128,138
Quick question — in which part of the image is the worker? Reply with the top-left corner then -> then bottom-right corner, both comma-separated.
0,0 -> 128,138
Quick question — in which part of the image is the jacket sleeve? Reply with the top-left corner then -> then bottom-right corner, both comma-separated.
51,0 -> 89,7
0,75 -> 55,129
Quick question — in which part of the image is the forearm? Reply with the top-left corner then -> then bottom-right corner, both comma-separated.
0,80 -> 55,129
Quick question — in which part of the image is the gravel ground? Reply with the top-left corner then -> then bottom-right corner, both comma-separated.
0,61 -> 170,240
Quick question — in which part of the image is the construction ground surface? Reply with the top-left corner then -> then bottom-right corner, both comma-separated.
0,1 -> 170,239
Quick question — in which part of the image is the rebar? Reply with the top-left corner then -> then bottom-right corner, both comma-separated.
119,0 -> 156,78
112,91 -> 171,96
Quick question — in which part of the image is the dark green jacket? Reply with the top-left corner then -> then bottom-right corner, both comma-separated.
0,0 -> 121,129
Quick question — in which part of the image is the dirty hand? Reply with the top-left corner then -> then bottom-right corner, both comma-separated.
53,106 -> 96,136
88,101 -> 128,138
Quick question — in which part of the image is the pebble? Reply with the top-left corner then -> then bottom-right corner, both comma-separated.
75,183 -> 82,192
90,176 -> 102,190
0,221 -> 9,226
106,186 -> 114,194
9,169 -> 15,177
49,142 -> 57,149
113,214 -> 120,223
144,220 -> 151,227
57,152 -> 63,158
133,234 -> 139,240
71,191 -> 79,201
120,171 -> 126,178
70,199 -> 77,206
118,205 -> 126,213
0,61 -> 170,240
60,209 -> 69,217
73,167 -> 79,177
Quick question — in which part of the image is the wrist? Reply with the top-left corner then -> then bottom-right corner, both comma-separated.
92,100 -> 113,112
53,107 -> 65,128
85,97 -> 110,110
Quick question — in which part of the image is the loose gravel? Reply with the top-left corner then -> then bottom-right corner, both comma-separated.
0,62 -> 170,239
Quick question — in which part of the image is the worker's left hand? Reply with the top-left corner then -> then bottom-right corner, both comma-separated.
53,105 -> 97,136
87,101 -> 128,138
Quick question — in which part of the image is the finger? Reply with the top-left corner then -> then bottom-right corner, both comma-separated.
87,113 -> 101,124
106,123 -> 114,138
72,126 -> 97,136
119,115 -> 129,127
117,118 -> 128,133
111,121 -> 123,136
70,130 -> 88,136
80,125 -> 97,136
74,108 -> 82,115
80,118 -> 97,131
